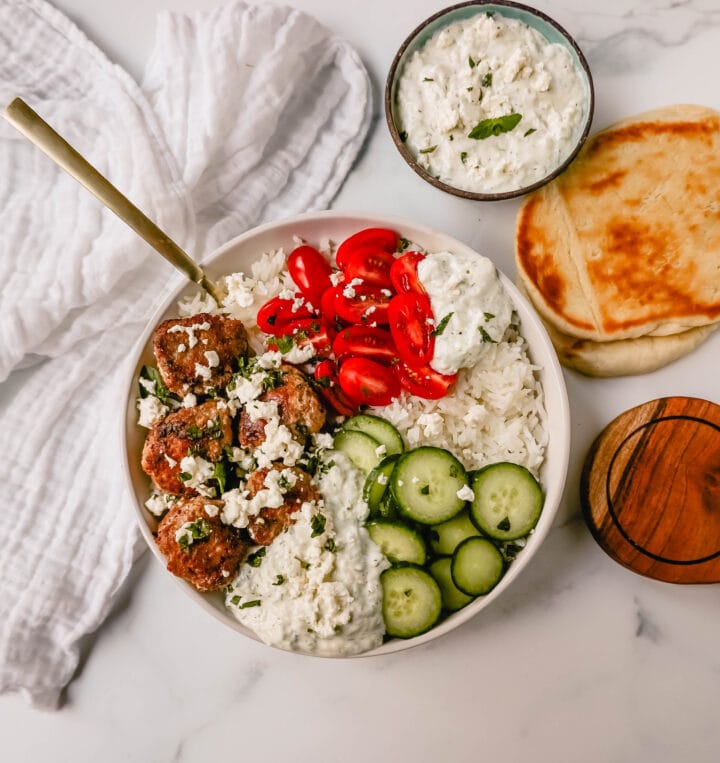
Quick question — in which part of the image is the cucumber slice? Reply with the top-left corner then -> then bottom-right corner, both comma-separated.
430,511 -> 481,556
367,521 -> 427,565
333,430 -> 382,473
363,455 -> 399,514
470,463 -> 543,541
376,490 -> 400,521
381,565 -> 442,638
390,447 -> 468,525
451,537 -> 504,596
429,557 -> 474,612
343,414 -> 404,457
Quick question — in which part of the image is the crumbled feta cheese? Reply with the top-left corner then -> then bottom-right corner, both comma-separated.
312,432 -> 334,450
179,455 -> 215,493
278,342 -> 315,364
182,393 -> 197,408
377,473 -> 388,486
136,395 -> 168,428
194,362 -> 212,380
164,454 -> 177,468
204,350 -> 220,368
329,271 -> 344,286
342,278 -> 364,299
167,321 -> 210,349
278,288 -> 295,300
374,443 -> 387,457
380,288 -> 393,298
228,375 -> 264,405
204,503 -> 220,518
257,351 -> 282,369
456,484 -> 475,502
177,343 -> 187,353
145,492 -> 175,517
256,420 -> 304,468
291,296 -> 306,312
246,399 -> 279,423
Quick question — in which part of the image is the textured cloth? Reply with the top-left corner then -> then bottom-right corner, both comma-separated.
0,0 -> 371,708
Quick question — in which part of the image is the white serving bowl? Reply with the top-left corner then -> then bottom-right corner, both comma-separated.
122,210 -> 570,657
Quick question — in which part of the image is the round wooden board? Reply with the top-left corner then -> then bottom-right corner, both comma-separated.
581,396 -> 720,583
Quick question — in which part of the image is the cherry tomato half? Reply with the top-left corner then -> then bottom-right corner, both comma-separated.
335,228 -> 399,270
390,251 -> 426,296
342,246 -> 395,287
256,295 -> 315,334
338,357 -> 400,407
287,245 -> 333,306
387,292 -> 435,368
270,318 -> 331,357
332,326 -> 397,365
314,360 -> 356,416
333,285 -> 391,325
394,360 -> 457,400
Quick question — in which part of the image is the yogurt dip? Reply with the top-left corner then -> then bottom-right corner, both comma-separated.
417,250 -> 513,375
396,12 -> 585,193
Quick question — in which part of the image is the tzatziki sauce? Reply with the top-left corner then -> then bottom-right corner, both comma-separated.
418,250 -> 513,375
396,12 -> 585,193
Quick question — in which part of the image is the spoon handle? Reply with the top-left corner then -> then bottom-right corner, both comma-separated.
3,97 -> 223,304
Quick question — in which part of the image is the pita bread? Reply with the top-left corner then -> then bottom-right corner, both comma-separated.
516,104 -> 720,342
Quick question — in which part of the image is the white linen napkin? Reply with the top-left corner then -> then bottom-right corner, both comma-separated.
0,0 -> 371,708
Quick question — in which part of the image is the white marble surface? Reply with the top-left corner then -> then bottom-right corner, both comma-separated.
2,0 -> 720,760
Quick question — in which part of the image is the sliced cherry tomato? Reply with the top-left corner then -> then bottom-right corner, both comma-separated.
338,358 -> 400,407
256,295 -> 315,334
332,326 -> 397,365
287,245 -> 333,305
387,292 -> 435,368
334,285 -> 391,325
335,228 -> 399,270
270,318 -> 331,357
390,251 -> 427,296
314,360 -> 356,416
342,246 -> 395,287
394,360 -> 457,400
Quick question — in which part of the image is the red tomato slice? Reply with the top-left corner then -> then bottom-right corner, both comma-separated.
342,246 -> 395,287
390,251 -> 427,296
314,360 -> 356,416
394,360 -> 457,400
387,292 -> 435,368
335,228 -> 399,270
334,285 -> 391,325
332,326 -> 397,365
287,245 -> 333,306
338,358 -> 400,407
256,295 -> 314,334
270,318 -> 331,357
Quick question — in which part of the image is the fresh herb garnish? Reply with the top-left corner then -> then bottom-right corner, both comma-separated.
213,460 -> 227,494
478,326 -> 497,343
481,72 -> 493,87
186,424 -> 204,440
239,599 -> 261,609
179,471 -> 192,482
177,519 -> 213,552
524,128 -> 537,137
399,237 -> 411,252
295,557 -> 311,570
140,365 -> 179,406
486,10 -> 495,16
460,151 -> 468,164
419,145 -> 437,154
468,55 -> 476,69
422,77 -> 434,82
468,113 -> 522,140
270,334 -> 296,354
273,575 -> 285,586
247,547 -> 267,567
399,130 -> 408,143
324,538 -> 337,553
311,513 -> 327,537
206,417 -> 225,439
484,312 -> 495,321
431,312 -> 454,337
497,517 -> 511,532
231,595 -> 241,606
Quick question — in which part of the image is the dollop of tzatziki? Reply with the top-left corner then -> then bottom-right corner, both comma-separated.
396,13 -> 585,193
418,250 -> 513,375
225,452 -> 389,656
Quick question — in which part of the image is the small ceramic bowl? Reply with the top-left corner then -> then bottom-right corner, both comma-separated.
385,1 -> 594,201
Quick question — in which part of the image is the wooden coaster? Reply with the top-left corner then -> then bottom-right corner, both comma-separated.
581,397 -> 720,583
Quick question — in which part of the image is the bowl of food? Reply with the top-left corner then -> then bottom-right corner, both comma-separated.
122,210 -> 570,657
385,1 -> 594,200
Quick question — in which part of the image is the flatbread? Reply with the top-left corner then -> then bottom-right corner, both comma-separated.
516,104 -> 720,342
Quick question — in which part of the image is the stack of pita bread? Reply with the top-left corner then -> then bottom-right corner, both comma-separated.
515,104 -> 720,376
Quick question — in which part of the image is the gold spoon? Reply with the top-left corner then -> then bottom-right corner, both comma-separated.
2,97 -> 224,304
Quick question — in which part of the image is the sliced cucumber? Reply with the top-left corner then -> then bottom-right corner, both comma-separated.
430,510 -> 481,556
390,447 -> 468,525
367,521 -> 427,565
363,455 -> 399,514
333,430 -> 382,473
343,414 -> 404,457
470,463 -> 543,541
451,537 -> 504,596
376,490 -> 400,521
429,557 -> 474,612
381,565 -> 442,638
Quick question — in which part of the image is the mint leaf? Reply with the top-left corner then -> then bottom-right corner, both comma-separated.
468,113 -> 522,140
431,312 -> 454,337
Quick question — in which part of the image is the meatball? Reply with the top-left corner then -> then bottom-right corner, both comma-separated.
155,497 -> 249,592
153,313 -> 250,396
245,465 -> 320,545
238,365 -> 325,449
141,400 -> 232,496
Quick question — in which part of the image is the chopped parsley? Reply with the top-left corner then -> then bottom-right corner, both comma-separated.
524,128 -> 537,137
179,471 -> 192,482
295,557 -> 311,570
484,312 -> 495,321
468,55 -> 476,69
177,519 -> 213,552
431,312 -> 454,337
231,595 -> 241,606
460,151 -> 468,164
270,334 -> 296,354
468,113 -> 522,141
205,417 -> 225,439
247,547 -> 267,567
399,237 -> 411,252
273,575 -> 285,586
324,538 -> 337,553
213,460 -> 227,494
139,365 -> 179,406
478,326 -> 497,343
481,72 -> 493,88
422,77 -> 434,82
239,599 -> 262,609
419,145 -> 437,154
185,424 -> 204,440
310,513 -> 327,537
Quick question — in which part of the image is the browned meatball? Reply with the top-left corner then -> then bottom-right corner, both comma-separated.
245,465 -> 320,545
155,497 -> 249,592
238,365 -> 325,449
153,313 -> 250,396
141,401 -> 232,496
